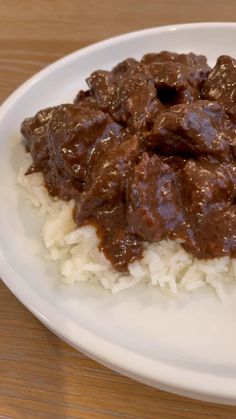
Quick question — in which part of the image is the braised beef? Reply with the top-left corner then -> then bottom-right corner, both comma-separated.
182,159 -> 236,217
146,101 -> 234,161
86,70 -> 117,113
142,51 -> 210,105
112,73 -> 162,132
21,51 -> 236,270
126,153 -> 186,241
21,107 -> 54,174
202,55 -> 236,122
85,60 -> 162,132
183,206 -> 236,259
111,58 -> 139,82
22,104 -> 124,200
89,203 -> 143,271
76,136 -> 140,224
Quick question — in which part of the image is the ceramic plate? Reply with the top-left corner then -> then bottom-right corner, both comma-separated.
1,22 -> 236,405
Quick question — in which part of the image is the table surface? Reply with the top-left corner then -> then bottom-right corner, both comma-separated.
1,1 -> 236,417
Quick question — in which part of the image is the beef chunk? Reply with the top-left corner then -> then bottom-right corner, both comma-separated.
202,55 -> 236,122
84,59 -> 143,114
182,159 -> 236,217
126,153 -> 185,241
184,206 -> 236,258
75,136 -> 140,224
23,104 -> 124,200
21,107 -> 54,173
92,203 -> 143,272
113,73 -> 162,132
74,134 -> 143,272
197,206 -> 236,258
111,58 -> 140,82
47,104 -> 124,199
142,51 -> 207,64
146,101 -> 233,160
148,61 -> 200,104
142,51 -> 210,105
86,70 -> 117,113
85,61 -> 162,132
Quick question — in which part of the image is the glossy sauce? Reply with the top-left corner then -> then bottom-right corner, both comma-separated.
21,52 -> 236,271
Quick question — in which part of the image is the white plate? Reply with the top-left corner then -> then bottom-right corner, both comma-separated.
1,22 -> 236,405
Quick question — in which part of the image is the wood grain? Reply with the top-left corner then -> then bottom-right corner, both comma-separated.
1,1 -> 236,417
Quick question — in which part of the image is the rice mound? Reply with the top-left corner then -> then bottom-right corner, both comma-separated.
18,154 -> 236,297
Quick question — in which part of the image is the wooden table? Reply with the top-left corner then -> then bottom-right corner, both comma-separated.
1,1 -> 236,417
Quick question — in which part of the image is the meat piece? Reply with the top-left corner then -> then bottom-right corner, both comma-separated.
148,61 -> 200,104
202,55 -> 236,122
184,206 -> 236,258
21,107 -> 54,173
142,51 -> 210,105
141,51 -> 180,65
46,104 -> 124,199
86,70 -> 117,113
76,60 -> 141,115
141,51 -> 207,65
182,159 -> 236,217
111,58 -> 140,82
75,136 -> 140,224
90,203 -> 143,272
126,153 -> 185,241
113,73 -> 162,132
74,134 -> 143,272
141,51 -> 210,83
21,104 -> 124,200
198,206 -> 236,258
85,61 -> 162,132
146,100 -> 233,160
80,60 -> 150,116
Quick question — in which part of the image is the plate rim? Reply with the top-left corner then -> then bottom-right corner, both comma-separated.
1,21 -> 236,404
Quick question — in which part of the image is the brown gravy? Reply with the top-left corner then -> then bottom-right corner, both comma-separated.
21,51 -> 236,271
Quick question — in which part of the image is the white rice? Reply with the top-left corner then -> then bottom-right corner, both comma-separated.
18,154 -> 236,297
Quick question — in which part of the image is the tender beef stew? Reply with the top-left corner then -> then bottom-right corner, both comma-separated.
21,51 -> 236,271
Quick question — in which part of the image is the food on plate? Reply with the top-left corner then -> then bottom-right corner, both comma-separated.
19,51 -> 236,294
